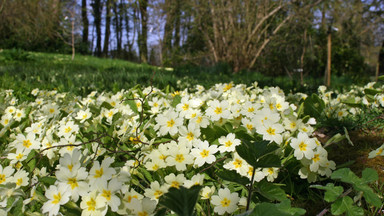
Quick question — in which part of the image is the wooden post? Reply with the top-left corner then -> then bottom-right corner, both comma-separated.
326,28 -> 332,87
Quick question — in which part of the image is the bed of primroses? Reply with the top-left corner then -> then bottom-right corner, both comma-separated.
1,81 -> 382,215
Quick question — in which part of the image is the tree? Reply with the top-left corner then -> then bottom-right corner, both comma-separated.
91,0 -> 103,57
81,0 -> 89,52
103,0 -> 113,57
193,0 -> 324,73
138,0 -> 148,63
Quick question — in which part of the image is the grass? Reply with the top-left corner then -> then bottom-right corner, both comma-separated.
0,49 -> 370,98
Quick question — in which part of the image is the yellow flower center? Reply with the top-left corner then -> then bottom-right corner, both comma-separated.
94,168 -> 104,178
268,168 -> 274,175
248,107 -> 255,113
225,140 -> 233,147
67,164 -> 73,172
221,197 -> 231,207
4,119 -> 9,125
68,177 -> 78,190
171,181 -> 180,188
223,83 -> 232,92
102,189 -> 112,201
175,154 -> 185,163
16,153 -> 24,160
186,132 -> 194,141
167,119 -> 175,127
23,140 -> 32,148
233,159 -> 243,168
0,174 -> 5,184
49,108 -> 55,113
152,164 -> 159,170
138,212 -> 149,216
52,192 -> 61,204
376,148 -> 383,155
196,116 -> 202,123
86,198 -> 96,211
16,178 -> 23,186
246,124 -> 253,130
154,190 -> 163,199
200,149 -> 210,158
214,107 -> 223,114
312,154 -> 320,162
182,104 -> 189,111
290,122 -> 296,129
266,127 -> 276,135
299,142 -> 307,151
191,113 -> 197,118
82,114 -> 88,119
276,103 -> 282,110
65,126 -> 72,133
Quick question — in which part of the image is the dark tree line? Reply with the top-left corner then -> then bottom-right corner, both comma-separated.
0,0 -> 384,77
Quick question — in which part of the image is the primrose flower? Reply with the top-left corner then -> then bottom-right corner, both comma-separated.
262,167 -> 279,182
290,132 -> 317,160
144,181 -> 168,201
119,188 -> 144,213
201,186 -> 215,200
89,157 -> 116,187
211,187 -> 240,215
184,173 -> 205,188
154,110 -> 183,136
13,132 -> 40,153
0,165 -> 14,185
75,108 -> 92,123
165,144 -> 194,171
178,122 -> 201,148
164,173 -> 187,189
12,169 -> 29,188
42,185 -> 71,216
369,144 -> 384,158
218,133 -> 241,153
55,166 -> 89,202
0,114 -> 12,126
223,153 -> 248,176
130,197 -> 157,216
191,140 -> 218,166
80,190 -> 108,216
205,99 -> 231,121
57,120 -> 79,139
256,119 -> 284,144
95,178 -> 122,212
309,146 -> 328,172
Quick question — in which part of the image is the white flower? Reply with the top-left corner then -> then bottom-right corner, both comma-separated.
12,169 -> 29,188
290,132 -> 317,160
262,168 -> 279,182
369,144 -> 384,158
205,100 -> 231,121
211,188 -> 240,215
75,108 -> 92,123
57,120 -> 79,139
89,157 -> 116,187
0,165 -> 14,185
178,122 -> 201,148
144,181 -> 168,201
218,133 -> 241,153
165,144 -> 194,171
55,166 -> 89,202
256,119 -> 284,144
130,197 -> 157,216
154,110 -> 183,136
80,190 -> 108,216
95,178 -> 122,212
191,140 -> 218,166
42,185 -> 71,216
184,173 -> 205,188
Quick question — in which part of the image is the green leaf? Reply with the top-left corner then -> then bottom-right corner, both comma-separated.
249,200 -> 306,216
138,167 -> 154,182
311,183 -> 343,202
353,184 -> 382,208
159,185 -> 202,216
331,196 -> 354,215
331,168 -> 360,184
361,168 -> 378,184
201,125 -> 228,143
364,88 -> 382,96
346,206 -> 365,216
100,101 -> 114,110
39,176 -> 57,185
236,140 -> 281,168
126,98 -> 139,114
171,95 -> 181,108
255,180 -> 288,202
303,93 -> 325,118
216,169 -> 250,185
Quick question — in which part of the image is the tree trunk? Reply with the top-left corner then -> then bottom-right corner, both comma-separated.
138,0 -> 148,63
103,0 -> 112,57
379,40 -> 384,76
81,0 -> 89,46
162,0 -> 174,63
173,0 -> 181,48
91,0 -> 102,57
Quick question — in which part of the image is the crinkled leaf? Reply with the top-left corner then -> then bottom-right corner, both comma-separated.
361,168 -> 378,184
303,93 -> 325,118
216,169 -> 250,185
159,185 -> 202,216
236,140 -> 281,168
331,168 -> 360,184
249,200 -> 305,216
364,88 -> 382,96
353,184 -> 382,208
201,125 -> 228,143
39,176 -> 57,185
311,183 -> 343,202
331,196 -> 354,215
255,180 -> 288,202
171,95 -> 181,108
